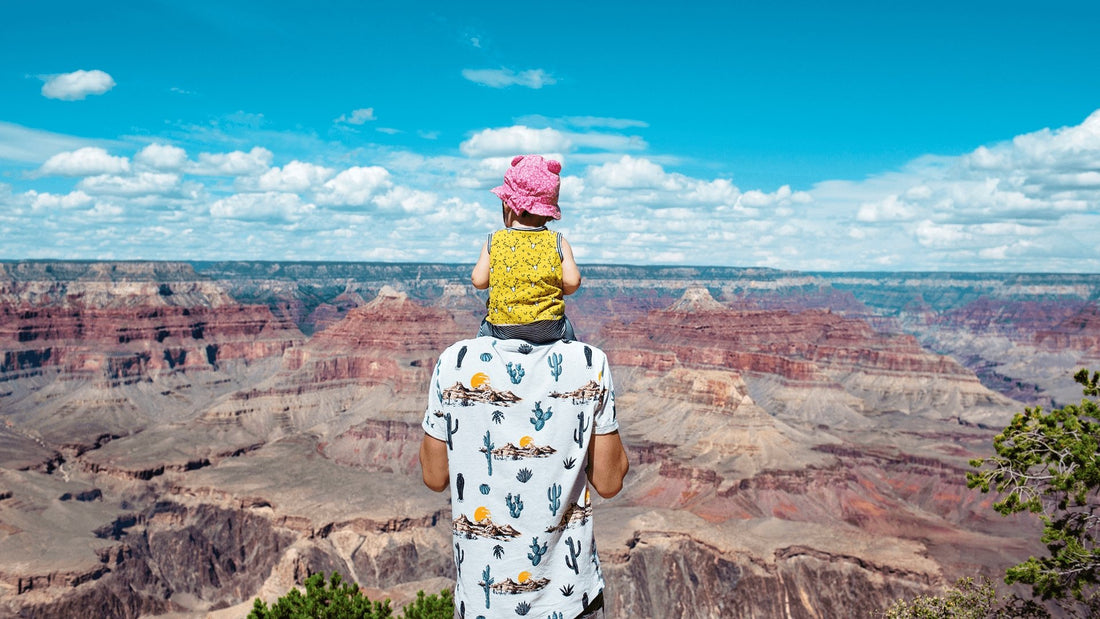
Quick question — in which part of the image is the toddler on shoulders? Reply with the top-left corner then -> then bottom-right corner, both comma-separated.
471,154 -> 581,344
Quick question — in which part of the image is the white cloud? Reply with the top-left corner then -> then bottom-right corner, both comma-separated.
247,160 -> 335,192
336,108 -> 376,124
913,220 -> 971,248
189,147 -> 273,176
86,202 -> 125,218
38,147 -> 130,176
374,185 -> 437,212
460,126 -> 571,157
210,191 -> 315,220
135,144 -> 188,170
315,166 -> 393,206
462,68 -> 557,89
27,190 -> 94,210
856,195 -> 916,222
77,172 -> 180,196
586,156 -> 669,189
41,69 -> 116,100
3,104 -> 1099,271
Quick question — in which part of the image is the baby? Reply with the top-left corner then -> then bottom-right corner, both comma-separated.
471,154 -> 581,343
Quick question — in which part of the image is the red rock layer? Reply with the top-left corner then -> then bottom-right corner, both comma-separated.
282,291 -> 469,388
0,304 -> 302,378
1034,303 -> 1100,356
603,307 -> 972,383
934,296 -> 1092,343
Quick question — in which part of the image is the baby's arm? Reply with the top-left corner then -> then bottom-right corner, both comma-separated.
560,237 -> 582,295
471,241 -> 490,289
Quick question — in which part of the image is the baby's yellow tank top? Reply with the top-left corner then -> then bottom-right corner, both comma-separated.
486,228 -> 565,325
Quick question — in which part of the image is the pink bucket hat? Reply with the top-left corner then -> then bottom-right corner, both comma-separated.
490,154 -> 562,220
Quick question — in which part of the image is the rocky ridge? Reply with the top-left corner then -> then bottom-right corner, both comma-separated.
1,261 -> 1095,618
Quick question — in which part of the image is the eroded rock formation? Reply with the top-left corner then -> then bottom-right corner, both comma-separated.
2,261 -> 1098,618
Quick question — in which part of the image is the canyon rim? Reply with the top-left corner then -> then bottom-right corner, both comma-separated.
2,260 -> 1099,618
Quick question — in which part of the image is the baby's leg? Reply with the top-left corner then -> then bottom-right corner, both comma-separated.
477,317 -> 493,338
562,316 -> 577,342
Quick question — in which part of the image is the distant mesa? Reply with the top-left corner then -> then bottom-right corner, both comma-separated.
549,380 -> 607,404
442,381 -> 521,406
546,501 -> 592,532
669,286 -> 725,312
490,576 -> 550,594
487,442 -> 557,461
368,285 -> 406,305
451,513 -> 521,540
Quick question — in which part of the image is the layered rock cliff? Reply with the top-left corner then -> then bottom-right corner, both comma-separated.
2,261 -> 1096,618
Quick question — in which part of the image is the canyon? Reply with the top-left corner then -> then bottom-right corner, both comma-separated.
1,261 -> 1099,618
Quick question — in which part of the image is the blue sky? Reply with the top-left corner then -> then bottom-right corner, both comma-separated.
2,1 -> 1099,271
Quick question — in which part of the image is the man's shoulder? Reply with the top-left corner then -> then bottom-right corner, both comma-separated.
437,338 -> 490,363
495,338 -> 605,356
437,338 -> 606,364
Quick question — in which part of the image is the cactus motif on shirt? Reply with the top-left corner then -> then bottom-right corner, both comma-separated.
506,492 -> 523,518
529,401 -> 553,431
479,565 -> 494,609
481,431 -> 495,476
506,362 -> 525,384
443,412 -> 459,450
547,352 -> 563,381
527,536 -> 548,566
573,411 -> 590,448
565,536 -> 582,574
548,483 -> 561,516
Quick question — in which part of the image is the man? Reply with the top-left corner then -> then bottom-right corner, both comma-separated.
420,337 -> 628,619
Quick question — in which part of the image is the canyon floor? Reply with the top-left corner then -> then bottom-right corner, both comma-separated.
1,261 -> 1098,618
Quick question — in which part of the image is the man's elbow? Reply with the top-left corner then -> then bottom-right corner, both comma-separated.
592,459 -> 629,499
420,458 -> 449,492
593,480 -> 623,499
422,474 -> 448,493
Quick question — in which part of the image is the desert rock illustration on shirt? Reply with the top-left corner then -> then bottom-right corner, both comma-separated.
490,571 -> 551,594
441,379 -> 521,406
545,500 -> 593,533
452,508 -> 522,540
487,435 -> 558,461
548,380 -> 607,404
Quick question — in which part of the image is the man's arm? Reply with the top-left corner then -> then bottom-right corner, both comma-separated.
586,430 -> 628,498
419,434 -> 449,492
560,237 -> 581,295
471,242 -> 490,290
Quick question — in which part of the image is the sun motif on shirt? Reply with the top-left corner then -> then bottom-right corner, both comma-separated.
517,571 -> 531,583
471,372 -> 490,388
519,436 -> 533,448
474,506 -> 491,522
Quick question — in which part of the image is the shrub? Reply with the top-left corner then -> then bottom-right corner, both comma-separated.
878,577 -> 1046,619
249,571 -> 453,619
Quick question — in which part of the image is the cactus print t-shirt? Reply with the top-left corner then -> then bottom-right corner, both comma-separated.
422,337 -> 619,619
